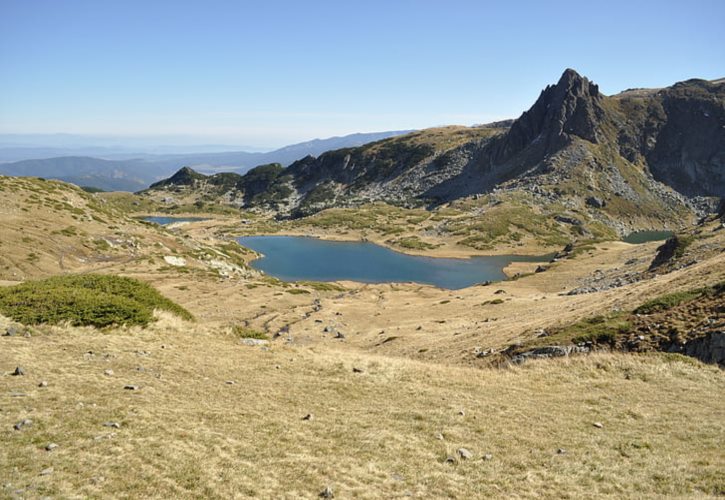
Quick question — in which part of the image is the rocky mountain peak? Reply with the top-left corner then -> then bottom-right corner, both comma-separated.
148,166 -> 206,189
487,69 -> 605,167
169,166 -> 205,183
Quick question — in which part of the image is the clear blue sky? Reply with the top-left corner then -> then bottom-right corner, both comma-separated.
1,0 -> 723,148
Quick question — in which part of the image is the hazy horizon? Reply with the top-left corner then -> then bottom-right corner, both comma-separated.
1,0 -> 723,149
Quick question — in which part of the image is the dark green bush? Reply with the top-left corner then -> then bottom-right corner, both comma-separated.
0,274 -> 193,328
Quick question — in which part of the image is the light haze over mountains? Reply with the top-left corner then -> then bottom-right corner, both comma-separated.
0,130 -> 411,191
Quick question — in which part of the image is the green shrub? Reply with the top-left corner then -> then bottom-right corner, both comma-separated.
232,325 -> 268,339
0,274 -> 193,328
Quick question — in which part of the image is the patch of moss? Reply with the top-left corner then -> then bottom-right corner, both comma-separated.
547,314 -> 631,346
296,281 -> 346,292
633,283 -> 721,315
393,236 -> 438,250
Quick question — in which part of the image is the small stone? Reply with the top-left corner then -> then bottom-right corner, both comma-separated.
482,453 -> 493,461
586,196 -> 605,209
103,422 -> 121,429
319,485 -> 334,498
557,448 -> 567,454
225,380 -> 235,385
445,455 -> 456,464
4,325 -> 21,336
323,326 -> 333,333
593,422 -> 604,429
352,367 -> 364,373
240,338 -> 269,346
123,385 -> 139,391
13,419 -> 33,430
38,381 -> 48,387
458,410 -> 465,416
12,366 -> 25,376
334,331 -> 345,339
103,369 -> 114,376
90,476 -> 106,485
39,468 -> 54,476
45,443 -> 58,451
434,433 -> 444,440
302,413 -> 314,421
458,448 -> 473,460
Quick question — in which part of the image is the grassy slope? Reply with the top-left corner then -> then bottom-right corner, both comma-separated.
0,176 -> 253,283
1,316 -> 723,498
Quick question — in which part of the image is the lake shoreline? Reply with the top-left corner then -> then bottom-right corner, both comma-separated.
237,235 -> 555,290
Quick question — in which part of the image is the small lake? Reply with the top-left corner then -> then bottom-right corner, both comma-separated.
237,236 -> 552,290
143,216 -> 208,226
622,230 -> 673,244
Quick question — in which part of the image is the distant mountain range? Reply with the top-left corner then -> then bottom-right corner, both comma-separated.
0,130 -> 412,191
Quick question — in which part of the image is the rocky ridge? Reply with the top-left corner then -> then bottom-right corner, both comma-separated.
145,69 -> 724,235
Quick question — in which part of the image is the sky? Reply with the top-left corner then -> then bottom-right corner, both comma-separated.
0,0 -> 723,149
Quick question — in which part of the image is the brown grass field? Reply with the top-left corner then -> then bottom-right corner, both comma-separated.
2,314 -> 724,498
1,176 -> 724,498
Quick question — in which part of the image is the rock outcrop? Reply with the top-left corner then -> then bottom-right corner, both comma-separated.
486,68 -> 605,165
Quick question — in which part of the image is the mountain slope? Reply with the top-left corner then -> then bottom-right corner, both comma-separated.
146,70 -> 722,238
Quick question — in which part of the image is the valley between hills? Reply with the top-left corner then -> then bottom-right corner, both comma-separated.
1,70 -> 724,498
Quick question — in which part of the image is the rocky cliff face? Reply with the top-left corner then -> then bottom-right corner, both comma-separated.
643,80 -> 725,197
487,68 -> 606,165
147,70 -> 723,228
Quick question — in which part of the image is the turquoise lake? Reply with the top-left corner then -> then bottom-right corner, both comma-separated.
143,216 -> 208,225
622,230 -> 673,244
237,236 -> 552,290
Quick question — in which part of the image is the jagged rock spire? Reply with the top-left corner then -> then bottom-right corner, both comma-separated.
488,69 -> 605,165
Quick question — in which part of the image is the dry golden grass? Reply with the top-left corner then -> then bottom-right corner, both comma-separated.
2,175 -> 724,498
1,313 -> 723,498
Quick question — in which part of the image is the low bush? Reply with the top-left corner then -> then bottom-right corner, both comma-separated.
232,325 -> 268,340
0,274 -> 192,328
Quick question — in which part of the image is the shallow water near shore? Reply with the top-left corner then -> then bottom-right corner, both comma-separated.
238,235 -> 553,289
622,230 -> 673,244
143,216 -> 208,225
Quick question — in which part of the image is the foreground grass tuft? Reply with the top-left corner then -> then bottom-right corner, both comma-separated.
0,274 -> 193,327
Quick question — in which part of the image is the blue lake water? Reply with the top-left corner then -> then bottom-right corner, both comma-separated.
237,236 -> 552,290
143,216 -> 208,225
622,230 -> 673,244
